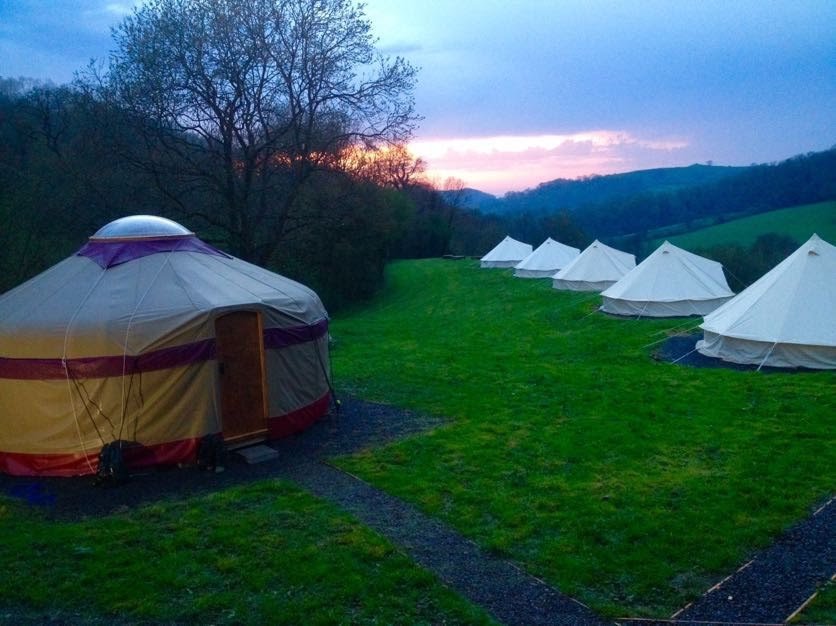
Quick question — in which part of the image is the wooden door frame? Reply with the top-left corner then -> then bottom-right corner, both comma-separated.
214,310 -> 269,445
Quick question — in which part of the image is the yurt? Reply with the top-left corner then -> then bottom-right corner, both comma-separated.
514,238 -> 580,278
0,216 -> 331,476
600,241 -> 734,317
552,240 -> 636,291
696,234 -> 836,369
480,236 -> 533,268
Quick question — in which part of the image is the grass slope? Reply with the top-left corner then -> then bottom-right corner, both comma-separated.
660,201 -> 836,250
331,259 -> 835,618
0,480 -> 493,624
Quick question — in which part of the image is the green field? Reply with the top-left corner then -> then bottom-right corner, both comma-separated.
0,480 -> 492,624
657,201 -> 836,250
1,258 -> 833,622
331,259 -> 835,618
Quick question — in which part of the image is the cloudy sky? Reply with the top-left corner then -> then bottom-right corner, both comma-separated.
1,1 -> 834,194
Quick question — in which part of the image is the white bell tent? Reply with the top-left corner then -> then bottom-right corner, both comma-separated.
600,241 -> 734,317
480,236 -> 533,268
514,238 -> 580,278
696,234 -> 836,369
552,240 -> 636,291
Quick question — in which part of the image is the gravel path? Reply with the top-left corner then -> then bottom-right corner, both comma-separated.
671,497 -> 835,624
615,497 -> 835,626
287,461 -> 607,626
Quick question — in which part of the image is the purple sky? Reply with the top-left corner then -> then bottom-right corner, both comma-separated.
1,0 -> 834,194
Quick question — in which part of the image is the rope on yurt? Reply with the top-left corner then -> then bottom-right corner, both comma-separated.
116,369 -> 138,443
69,376 -> 115,439
62,266 -> 111,474
555,291 -> 600,312
721,264 -> 747,293
311,323 -> 340,413
648,317 -> 701,336
131,370 -> 144,442
117,248 -> 177,443
633,259 -> 665,320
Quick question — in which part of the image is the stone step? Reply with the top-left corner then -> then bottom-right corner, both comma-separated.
234,444 -> 279,465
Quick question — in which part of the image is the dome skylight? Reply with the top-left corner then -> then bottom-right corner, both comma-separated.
89,215 -> 193,240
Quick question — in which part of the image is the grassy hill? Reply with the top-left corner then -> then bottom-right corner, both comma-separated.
657,201 -> 836,250
331,259 -> 835,618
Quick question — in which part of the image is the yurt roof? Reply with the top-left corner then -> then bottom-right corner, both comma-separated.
0,217 -> 327,359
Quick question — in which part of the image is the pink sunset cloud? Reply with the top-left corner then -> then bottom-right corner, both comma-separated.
410,131 -> 690,195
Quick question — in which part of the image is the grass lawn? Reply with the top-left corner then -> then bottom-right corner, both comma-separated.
331,259 -> 835,618
661,200 -> 836,250
0,480 -> 493,624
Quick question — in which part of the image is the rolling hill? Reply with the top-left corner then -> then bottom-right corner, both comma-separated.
449,149 -> 836,253
658,201 -> 836,250
472,163 -> 747,214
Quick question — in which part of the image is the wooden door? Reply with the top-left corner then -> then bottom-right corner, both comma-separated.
215,311 -> 268,444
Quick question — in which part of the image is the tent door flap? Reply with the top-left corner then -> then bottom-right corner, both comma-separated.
215,311 -> 269,444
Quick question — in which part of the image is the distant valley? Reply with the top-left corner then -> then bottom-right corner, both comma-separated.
443,148 -> 836,246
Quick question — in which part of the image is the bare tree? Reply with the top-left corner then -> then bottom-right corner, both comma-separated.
345,143 -> 426,189
86,0 -> 418,263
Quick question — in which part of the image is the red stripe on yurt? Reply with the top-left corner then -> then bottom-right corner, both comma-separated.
0,320 -> 328,380
0,395 -> 331,477
267,392 -> 331,438
0,339 -> 216,380
0,450 -> 98,477
0,438 -> 202,477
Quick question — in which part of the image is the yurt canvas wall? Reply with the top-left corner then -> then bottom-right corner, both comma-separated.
0,216 -> 331,476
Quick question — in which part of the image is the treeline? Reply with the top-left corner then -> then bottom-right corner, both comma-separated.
6,0 -> 826,309
577,149 -> 836,243
497,163 -> 745,216
1,0 -> 594,310
0,77 -> 573,308
693,233 -> 800,292
3,67 -> 829,307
